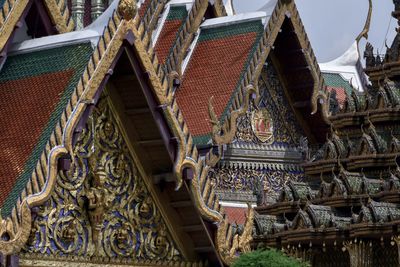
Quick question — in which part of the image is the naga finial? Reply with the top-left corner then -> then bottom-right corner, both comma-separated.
356,0 -> 372,43
208,96 -> 220,127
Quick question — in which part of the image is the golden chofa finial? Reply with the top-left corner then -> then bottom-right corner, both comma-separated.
118,0 -> 137,20
356,0 -> 372,43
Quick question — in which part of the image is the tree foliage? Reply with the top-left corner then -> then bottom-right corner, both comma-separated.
232,249 -> 308,267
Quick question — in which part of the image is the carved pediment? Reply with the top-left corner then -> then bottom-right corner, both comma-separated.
291,210 -> 312,230
306,204 -> 334,228
358,134 -> 376,155
323,140 -> 338,160
339,170 -> 363,195
24,97 -> 182,261
331,177 -> 348,197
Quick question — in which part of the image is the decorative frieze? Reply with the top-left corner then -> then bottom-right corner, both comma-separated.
209,167 -> 304,194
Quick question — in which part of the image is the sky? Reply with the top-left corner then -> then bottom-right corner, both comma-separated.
233,0 -> 396,63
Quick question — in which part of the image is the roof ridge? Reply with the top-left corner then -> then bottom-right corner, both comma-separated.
8,0 -> 121,55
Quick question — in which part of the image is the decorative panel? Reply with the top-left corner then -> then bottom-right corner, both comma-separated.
24,97 -> 182,262
234,59 -> 304,146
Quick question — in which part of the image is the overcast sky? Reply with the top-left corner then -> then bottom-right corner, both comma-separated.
234,0 -> 396,63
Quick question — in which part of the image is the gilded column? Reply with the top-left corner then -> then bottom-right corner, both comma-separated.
343,240 -> 373,267
71,0 -> 85,29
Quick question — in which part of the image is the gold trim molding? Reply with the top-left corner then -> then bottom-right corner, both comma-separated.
19,253 -> 205,267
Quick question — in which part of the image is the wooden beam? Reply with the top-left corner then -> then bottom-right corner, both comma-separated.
285,65 -> 311,73
170,200 -> 193,208
114,74 -> 136,83
137,139 -> 164,146
125,107 -> 150,116
291,83 -> 314,91
286,48 -> 304,55
293,101 -> 310,108
194,246 -> 215,253
182,225 -> 204,232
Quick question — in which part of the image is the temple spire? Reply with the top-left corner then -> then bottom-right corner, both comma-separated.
71,0 -> 85,29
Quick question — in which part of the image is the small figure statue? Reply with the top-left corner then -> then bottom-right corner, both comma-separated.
364,42 -> 375,67
253,178 -> 266,206
154,225 -> 168,252
328,89 -> 340,115
86,154 -> 114,247
376,51 -> 382,66
299,136 -> 310,161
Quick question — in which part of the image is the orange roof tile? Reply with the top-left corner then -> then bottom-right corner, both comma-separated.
0,43 -> 93,217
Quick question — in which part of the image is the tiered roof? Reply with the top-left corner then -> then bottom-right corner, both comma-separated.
1,0 -> 310,265
0,0 -> 353,265
252,5 -> 400,265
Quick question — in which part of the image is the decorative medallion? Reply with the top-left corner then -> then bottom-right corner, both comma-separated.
251,108 -> 274,144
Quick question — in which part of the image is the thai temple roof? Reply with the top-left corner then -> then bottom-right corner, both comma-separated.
1,0 -> 400,266
319,41 -> 368,92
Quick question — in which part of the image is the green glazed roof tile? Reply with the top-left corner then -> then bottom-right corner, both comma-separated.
167,5 -> 188,20
323,72 -> 353,94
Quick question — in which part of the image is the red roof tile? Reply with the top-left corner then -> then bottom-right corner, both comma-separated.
139,0 -> 151,19
176,32 -> 258,138
154,19 -> 184,64
223,206 -> 248,225
0,70 -> 74,206
327,86 -> 346,108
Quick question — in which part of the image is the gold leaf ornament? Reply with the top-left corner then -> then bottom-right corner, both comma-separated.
118,0 -> 137,20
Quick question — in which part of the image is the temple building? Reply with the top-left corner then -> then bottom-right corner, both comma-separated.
0,0 -> 398,266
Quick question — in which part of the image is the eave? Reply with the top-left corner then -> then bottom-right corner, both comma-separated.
253,221 -> 400,249
304,154 -> 397,175
330,109 -> 400,129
